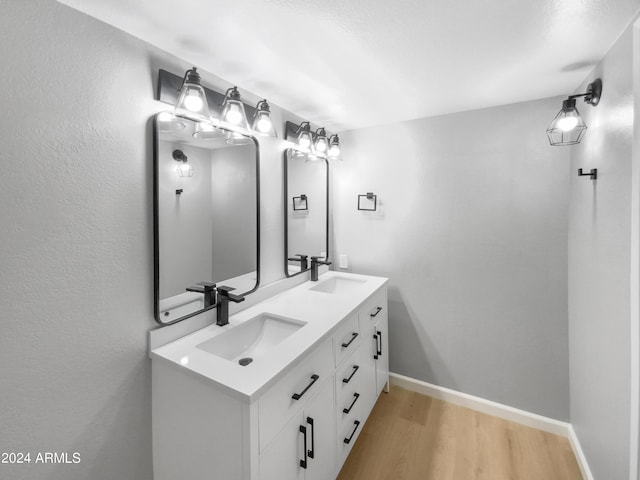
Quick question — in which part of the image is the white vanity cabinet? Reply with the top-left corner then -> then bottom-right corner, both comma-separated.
357,289 -> 389,418
151,273 -> 388,480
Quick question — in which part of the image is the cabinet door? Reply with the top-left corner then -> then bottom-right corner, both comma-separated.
304,378 -> 336,480
259,411 -> 305,480
358,324 -> 378,419
259,379 -> 334,480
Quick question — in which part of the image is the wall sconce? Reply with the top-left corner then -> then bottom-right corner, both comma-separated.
173,149 -> 193,177
328,134 -> 341,159
174,67 -> 211,119
157,69 -> 276,137
252,100 -> 277,137
314,128 -> 328,154
221,86 -> 250,130
546,79 -> 603,146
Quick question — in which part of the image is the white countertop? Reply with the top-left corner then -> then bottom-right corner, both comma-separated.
150,271 -> 388,401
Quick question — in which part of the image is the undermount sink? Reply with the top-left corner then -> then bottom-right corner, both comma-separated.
196,314 -> 306,365
310,276 -> 367,294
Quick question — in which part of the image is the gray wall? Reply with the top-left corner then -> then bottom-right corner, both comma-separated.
0,1 -> 294,479
568,23 -> 635,480
333,97 -> 571,420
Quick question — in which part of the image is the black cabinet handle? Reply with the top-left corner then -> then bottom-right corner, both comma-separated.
344,420 -> 361,444
341,332 -> 359,348
342,365 -> 360,384
377,330 -> 383,358
370,306 -> 382,318
343,393 -> 360,414
306,417 -> 315,459
373,333 -> 379,360
292,374 -> 319,400
299,425 -> 307,468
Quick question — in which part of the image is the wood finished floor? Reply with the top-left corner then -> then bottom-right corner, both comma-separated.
337,386 -> 582,480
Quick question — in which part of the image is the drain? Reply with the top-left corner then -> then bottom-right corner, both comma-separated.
238,357 -> 253,366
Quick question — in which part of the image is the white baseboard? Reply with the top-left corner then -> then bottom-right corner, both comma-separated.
389,372 -> 593,479
568,425 -> 594,480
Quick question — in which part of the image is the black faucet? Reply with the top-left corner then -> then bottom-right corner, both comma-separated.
288,254 -> 309,272
215,285 -> 245,326
186,282 -> 217,308
310,256 -> 331,281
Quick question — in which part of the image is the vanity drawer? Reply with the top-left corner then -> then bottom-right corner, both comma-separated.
358,289 -> 387,327
258,338 -> 333,452
333,314 -> 360,367
336,398 -> 363,465
335,350 -> 362,406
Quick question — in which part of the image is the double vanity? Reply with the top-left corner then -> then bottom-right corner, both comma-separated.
151,272 -> 389,480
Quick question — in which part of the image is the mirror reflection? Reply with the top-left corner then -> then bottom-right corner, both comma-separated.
154,113 -> 260,325
284,149 -> 329,276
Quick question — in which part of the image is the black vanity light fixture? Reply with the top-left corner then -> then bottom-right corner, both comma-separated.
174,67 -> 211,119
221,86 -> 250,130
252,100 -> 277,138
314,128 -> 329,154
173,149 -> 193,177
157,68 -> 277,137
546,78 -> 603,146
328,134 -> 341,159
296,122 -> 313,150
284,121 -> 341,160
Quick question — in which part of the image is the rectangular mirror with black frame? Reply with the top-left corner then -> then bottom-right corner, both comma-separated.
284,148 -> 329,277
153,113 -> 260,325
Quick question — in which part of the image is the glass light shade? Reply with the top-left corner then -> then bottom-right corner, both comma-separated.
546,98 -> 587,146
221,87 -> 250,130
176,161 -> 194,177
157,112 -> 186,133
175,68 -> 211,119
297,122 -> 313,150
251,100 -> 277,137
225,131 -> 253,146
193,121 -> 224,139
328,134 -> 341,159
314,128 -> 328,154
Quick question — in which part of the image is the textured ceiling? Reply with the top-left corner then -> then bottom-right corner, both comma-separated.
57,0 -> 640,131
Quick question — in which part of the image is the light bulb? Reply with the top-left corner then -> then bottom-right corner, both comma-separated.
557,116 -> 579,132
315,138 -> 328,153
183,88 -> 204,112
329,144 -> 340,157
256,113 -> 272,133
299,133 -> 311,149
225,103 -> 242,125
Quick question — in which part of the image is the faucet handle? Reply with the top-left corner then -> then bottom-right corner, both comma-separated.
310,256 -> 332,265
186,282 -> 216,293
216,285 -> 245,303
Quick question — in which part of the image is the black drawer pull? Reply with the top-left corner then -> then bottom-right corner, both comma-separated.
344,420 -> 361,444
307,417 -> 315,459
341,332 -> 359,348
370,306 -> 382,318
376,330 -> 383,358
299,425 -> 307,468
342,365 -> 359,383
343,393 -> 360,414
292,374 -> 319,400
